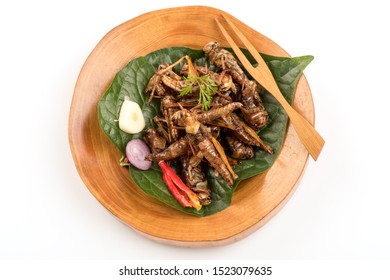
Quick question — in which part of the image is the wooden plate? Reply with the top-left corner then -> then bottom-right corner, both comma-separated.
68,6 -> 314,247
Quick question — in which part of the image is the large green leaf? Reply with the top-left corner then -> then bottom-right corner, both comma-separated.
98,47 -> 313,216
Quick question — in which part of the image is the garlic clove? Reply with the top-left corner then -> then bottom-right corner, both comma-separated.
118,97 -> 145,134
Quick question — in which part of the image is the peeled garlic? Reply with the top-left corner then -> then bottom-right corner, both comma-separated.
118,96 -> 145,134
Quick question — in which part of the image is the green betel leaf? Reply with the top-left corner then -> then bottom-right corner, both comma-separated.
98,47 -> 313,217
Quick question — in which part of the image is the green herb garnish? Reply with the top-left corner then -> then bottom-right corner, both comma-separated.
179,74 -> 218,111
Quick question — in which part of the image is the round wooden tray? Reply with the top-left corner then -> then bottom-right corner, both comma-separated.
68,6 -> 314,247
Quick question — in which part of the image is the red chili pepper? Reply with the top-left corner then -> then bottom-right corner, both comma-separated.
159,161 -> 202,211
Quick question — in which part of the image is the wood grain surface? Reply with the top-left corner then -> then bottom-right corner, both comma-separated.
68,6 -> 314,247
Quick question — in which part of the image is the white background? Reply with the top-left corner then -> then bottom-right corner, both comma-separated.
1,0 -> 389,265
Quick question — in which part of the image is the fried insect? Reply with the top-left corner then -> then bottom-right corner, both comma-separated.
207,113 -> 273,154
203,41 -> 247,85
171,102 -> 242,131
189,149 -> 204,168
240,80 -> 269,129
158,55 -> 201,97
144,64 -> 169,103
161,95 -> 180,143
145,57 -> 196,101
144,127 -> 167,153
226,134 -> 254,159
171,104 -> 201,135
161,73 -> 191,93
212,91 -> 232,105
152,115 -> 170,142
210,93 -> 272,153
195,102 -> 242,123
181,155 -> 211,206
145,136 -> 190,162
193,125 -> 234,186
203,41 -> 269,129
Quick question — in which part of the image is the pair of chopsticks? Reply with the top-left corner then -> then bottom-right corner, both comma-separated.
216,15 -> 325,161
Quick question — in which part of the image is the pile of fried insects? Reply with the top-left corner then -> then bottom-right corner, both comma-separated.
136,42 -> 274,211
